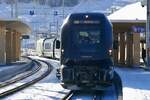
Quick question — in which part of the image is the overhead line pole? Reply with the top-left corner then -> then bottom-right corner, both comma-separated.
11,0 -> 14,18
146,0 -> 150,69
62,0 -> 65,19
15,0 -> 18,18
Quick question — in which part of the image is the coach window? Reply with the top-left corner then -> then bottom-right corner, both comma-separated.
45,43 -> 51,49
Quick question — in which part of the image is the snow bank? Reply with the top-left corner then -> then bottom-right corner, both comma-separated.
116,68 -> 150,100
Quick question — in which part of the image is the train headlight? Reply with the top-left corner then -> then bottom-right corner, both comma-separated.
85,15 -> 89,19
109,49 -> 112,56
61,49 -> 64,53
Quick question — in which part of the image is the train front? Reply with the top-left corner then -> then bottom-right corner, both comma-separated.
60,13 -> 114,90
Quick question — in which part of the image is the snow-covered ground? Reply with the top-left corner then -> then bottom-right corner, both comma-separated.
0,59 -> 32,82
116,68 -> 150,100
3,56 -> 149,100
4,56 -> 69,100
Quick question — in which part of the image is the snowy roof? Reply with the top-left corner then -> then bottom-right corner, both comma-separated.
0,19 -> 31,34
108,2 -> 146,22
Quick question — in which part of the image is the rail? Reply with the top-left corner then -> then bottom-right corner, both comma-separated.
0,58 -> 52,98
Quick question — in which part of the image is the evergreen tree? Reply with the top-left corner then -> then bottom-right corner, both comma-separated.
64,0 -> 78,7
39,0 -> 46,5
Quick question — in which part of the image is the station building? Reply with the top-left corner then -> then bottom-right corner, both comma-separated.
108,2 -> 146,67
0,19 -> 31,65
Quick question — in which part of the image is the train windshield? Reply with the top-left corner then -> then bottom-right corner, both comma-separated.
77,28 -> 100,44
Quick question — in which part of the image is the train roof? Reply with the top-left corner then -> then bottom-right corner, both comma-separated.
70,12 -> 105,16
37,38 -> 45,42
68,13 -> 106,21
44,37 -> 56,40
43,37 -> 57,43
61,12 -> 111,30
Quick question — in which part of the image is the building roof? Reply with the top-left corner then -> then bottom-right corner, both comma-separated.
108,2 -> 146,22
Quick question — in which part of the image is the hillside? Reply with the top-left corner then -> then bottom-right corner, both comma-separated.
0,0 -> 138,48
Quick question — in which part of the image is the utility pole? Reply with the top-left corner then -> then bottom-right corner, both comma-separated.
146,0 -> 150,69
14,0 -> 18,18
11,0 -> 13,18
62,0 -> 65,19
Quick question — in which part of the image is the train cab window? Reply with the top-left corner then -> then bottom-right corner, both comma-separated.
56,40 -> 60,49
78,30 -> 100,44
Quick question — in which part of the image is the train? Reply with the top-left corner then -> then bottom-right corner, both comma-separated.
36,38 -> 60,59
58,13 -> 114,90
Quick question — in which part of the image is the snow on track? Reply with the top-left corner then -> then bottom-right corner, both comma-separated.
4,56 -> 69,100
4,56 -> 150,100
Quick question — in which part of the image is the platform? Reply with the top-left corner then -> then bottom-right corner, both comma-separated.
0,58 -> 33,82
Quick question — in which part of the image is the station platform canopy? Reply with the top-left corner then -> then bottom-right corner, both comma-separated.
108,2 -> 146,33
108,2 -> 147,67
0,19 -> 31,65
0,19 -> 31,34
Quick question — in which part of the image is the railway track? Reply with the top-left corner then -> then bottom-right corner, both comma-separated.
62,90 -> 104,100
0,58 -> 52,98
62,90 -> 74,100
0,59 -> 40,88
39,57 -> 123,100
62,71 -> 123,100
